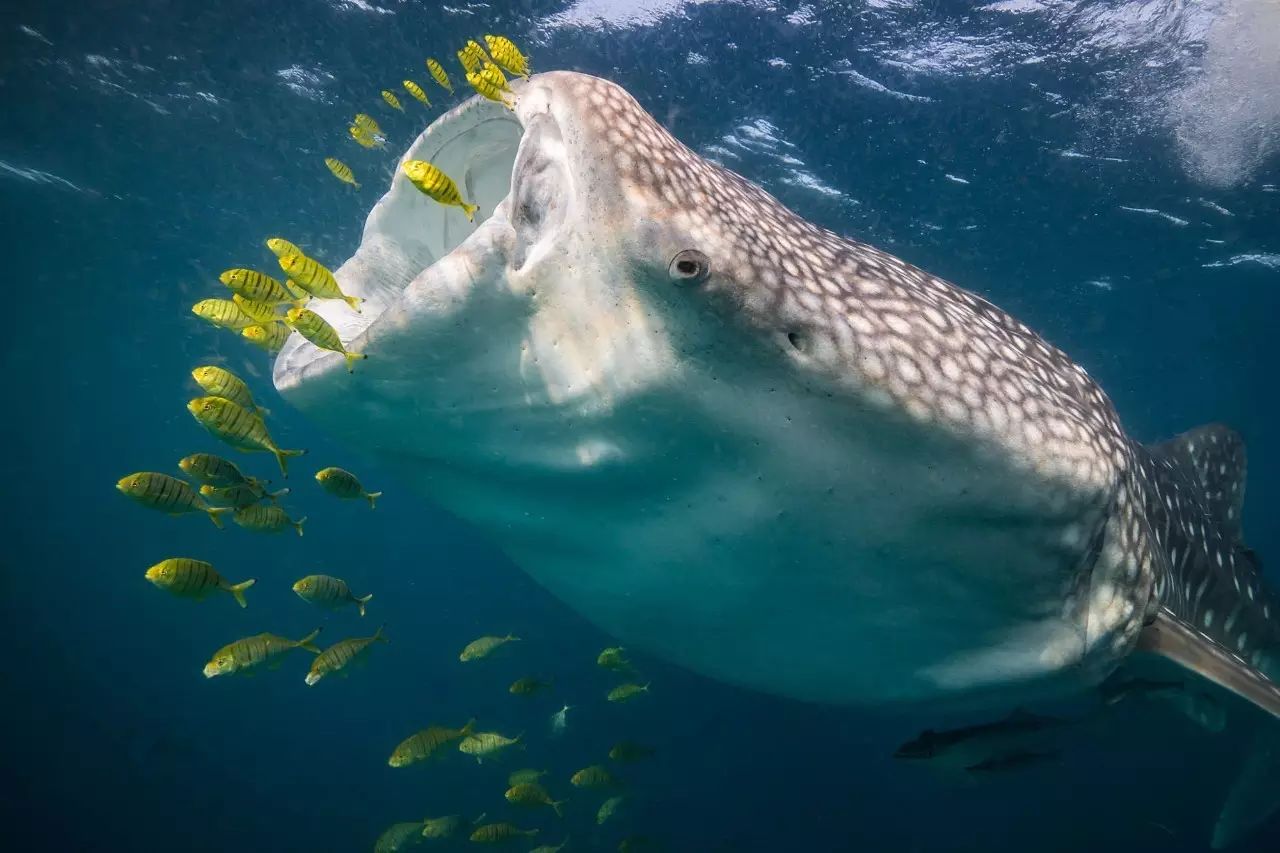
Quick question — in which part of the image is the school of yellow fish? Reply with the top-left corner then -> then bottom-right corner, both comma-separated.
122,30 -> 660,851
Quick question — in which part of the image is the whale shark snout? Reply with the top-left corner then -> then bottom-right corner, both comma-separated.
274,72 -> 1280,719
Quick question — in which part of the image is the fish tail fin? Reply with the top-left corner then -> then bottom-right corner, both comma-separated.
353,180 -> 362,189
552,801 -> 564,818
296,628 -> 323,654
207,506 -> 230,528
229,578 -> 256,608
357,593 -> 373,617
373,623 -> 388,643
343,294 -> 363,313
462,201 -> 478,222
507,634 -> 521,642
365,491 -> 382,509
343,351 -> 368,373
254,405 -> 271,418
461,718 -> 476,736
272,446 -> 307,478
268,486 -> 291,502
293,516 -> 307,537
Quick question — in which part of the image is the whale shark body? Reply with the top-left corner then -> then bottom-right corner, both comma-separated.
274,72 -> 1280,721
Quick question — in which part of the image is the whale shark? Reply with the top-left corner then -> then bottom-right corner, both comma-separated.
273,72 -> 1280,721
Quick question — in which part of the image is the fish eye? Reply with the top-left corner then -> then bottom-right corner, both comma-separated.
668,249 -> 710,286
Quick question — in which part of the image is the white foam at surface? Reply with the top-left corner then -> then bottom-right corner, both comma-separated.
1170,0 -> 1280,187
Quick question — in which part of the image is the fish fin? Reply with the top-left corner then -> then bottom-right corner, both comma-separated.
1146,424 -> 1246,542
207,506 -> 231,528
461,718 -> 476,736
294,516 -> 307,537
365,491 -> 382,510
343,294 -> 363,313
268,487 -> 290,501
507,634 -> 521,642
254,405 -> 271,418
1138,610 -> 1280,719
272,446 -> 307,478
462,202 -> 478,222
229,579 -> 256,608
357,593 -> 373,617
552,801 -> 564,818
343,351 -> 368,373
374,623 -> 388,643
297,627 -> 323,654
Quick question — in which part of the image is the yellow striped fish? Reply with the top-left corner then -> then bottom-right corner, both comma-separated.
458,39 -> 490,73
219,268 -> 295,304
570,765 -> 616,788
420,816 -> 463,840
324,157 -> 360,188
353,113 -> 383,135
387,720 -> 475,767
232,293 -> 279,325
284,307 -> 367,372
190,366 -> 268,417
381,89 -> 404,111
484,35 -> 530,78
459,730 -> 522,762
186,395 -> 306,477
305,625 -> 387,685
466,67 -> 513,110
192,298 -> 255,332
283,278 -> 310,303
504,782 -> 564,817
402,160 -> 479,221
470,824 -> 538,844
202,628 -> 322,678
596,795 -> 623,826
145,558 -> 255,608
459,633 -> 519,662
276,253 -> 363,312
425,58 -> 453,92
241,322 -> 292,353
178,451 -> 265,488
232,503 -> 306,536
402,79 -> 430,106
199,482 -> 288,509
349,125 -> 378,149
265,237 -> 302,259
292,574 -> 373,616
315,466 -> 381,507
375,822 -> 425,853
116,472 -> 230,528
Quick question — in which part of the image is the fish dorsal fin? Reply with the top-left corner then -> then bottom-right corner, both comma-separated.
1138,611 -> 1280,719
1147,424 -> 1246,542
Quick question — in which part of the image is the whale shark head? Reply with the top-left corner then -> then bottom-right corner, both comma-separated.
274,72 -> 1279,716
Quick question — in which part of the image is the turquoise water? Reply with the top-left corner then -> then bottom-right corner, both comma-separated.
3,1 -> 1279,851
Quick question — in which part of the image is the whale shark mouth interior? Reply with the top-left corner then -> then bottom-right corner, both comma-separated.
404,105 -> 521,279
276,98 -> 528,369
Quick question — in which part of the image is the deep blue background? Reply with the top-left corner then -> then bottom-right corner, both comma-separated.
1,1 -> 1277,851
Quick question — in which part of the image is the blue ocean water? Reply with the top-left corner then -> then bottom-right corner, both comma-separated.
2,1 -> 1278,851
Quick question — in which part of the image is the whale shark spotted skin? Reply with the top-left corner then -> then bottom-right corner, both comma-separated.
274,72 -> 1280,716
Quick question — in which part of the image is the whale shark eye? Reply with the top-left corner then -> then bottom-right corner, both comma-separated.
669,249 -> 710,285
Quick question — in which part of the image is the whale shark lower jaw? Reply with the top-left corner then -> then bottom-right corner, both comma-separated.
275,72 -> 1280,716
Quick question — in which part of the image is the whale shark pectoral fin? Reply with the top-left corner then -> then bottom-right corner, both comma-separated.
1138,610 -> 1280,719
